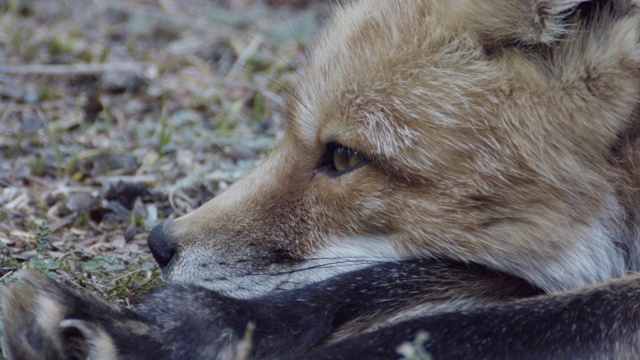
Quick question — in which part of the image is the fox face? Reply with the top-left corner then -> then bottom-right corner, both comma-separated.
148,0 -> 640,298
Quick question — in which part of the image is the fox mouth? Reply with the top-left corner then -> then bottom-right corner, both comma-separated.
163,257 -> 387,298
157,235 -> 406,298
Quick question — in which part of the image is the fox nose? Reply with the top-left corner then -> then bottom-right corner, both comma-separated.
147,222 -> 177,269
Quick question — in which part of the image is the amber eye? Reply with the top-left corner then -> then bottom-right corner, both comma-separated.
333,146 -> 365,173
316,142 -> 369,177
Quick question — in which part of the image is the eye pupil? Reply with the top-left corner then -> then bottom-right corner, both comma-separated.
317,142 -> 368,177
333,147 -> 351,172
332,146 -> 363,173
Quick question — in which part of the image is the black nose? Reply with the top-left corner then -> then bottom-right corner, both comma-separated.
147,222 -> 177,269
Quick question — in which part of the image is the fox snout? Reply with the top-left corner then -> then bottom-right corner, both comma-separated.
143,135 -> 411,297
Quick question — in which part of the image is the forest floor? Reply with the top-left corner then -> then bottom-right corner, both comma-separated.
0,0 -> 327,353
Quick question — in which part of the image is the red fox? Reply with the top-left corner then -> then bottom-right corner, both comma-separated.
150,0 -> 640,297
5,0 -> 640,358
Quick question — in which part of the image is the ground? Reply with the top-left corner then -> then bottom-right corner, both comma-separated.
0,0 -> 326,355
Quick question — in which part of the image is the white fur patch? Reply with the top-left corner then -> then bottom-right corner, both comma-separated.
314,235 -> 405,262
166,235 -> 405,299
493,195 -> 627,293
60,319 -> 119,360
540,217 -> 626,292
35,296 -> 64,336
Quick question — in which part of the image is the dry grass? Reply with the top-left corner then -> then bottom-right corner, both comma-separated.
0,0 -> 327,354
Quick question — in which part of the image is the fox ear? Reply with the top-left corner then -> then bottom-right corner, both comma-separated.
449,0 -> 589,46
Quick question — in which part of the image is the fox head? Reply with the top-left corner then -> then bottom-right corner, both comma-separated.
148,0 -> 640,297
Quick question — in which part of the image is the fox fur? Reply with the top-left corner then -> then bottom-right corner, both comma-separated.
6,263 -> 640,359
2,262 -> 542,359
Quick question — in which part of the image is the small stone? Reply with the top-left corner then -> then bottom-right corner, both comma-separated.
67,193 -> 99,213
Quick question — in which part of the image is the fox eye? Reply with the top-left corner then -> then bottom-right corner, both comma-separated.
317,142 -> 369,176
333,146 -> 365,172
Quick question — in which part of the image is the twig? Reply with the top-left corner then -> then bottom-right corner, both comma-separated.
99,268 -> 147,287
0,62 -> 150,76
95,175 -> 158,184
0,269 -> 17,282
48,213 -> 77,234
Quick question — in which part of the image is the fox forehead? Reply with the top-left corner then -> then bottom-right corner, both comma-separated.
290,0 -> 507,175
